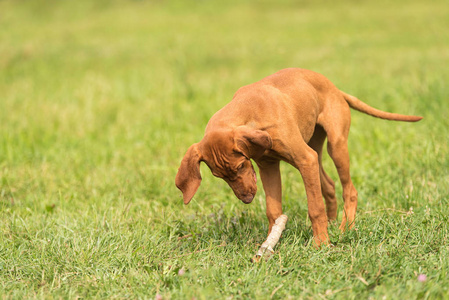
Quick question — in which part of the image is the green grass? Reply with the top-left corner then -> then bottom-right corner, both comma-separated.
1,0 -> 449,298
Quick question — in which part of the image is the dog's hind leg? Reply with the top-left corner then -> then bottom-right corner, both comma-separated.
308,125 -> 338,221
323,105 -> 358,232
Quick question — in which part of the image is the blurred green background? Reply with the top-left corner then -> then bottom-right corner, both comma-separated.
1,0 -> 448,298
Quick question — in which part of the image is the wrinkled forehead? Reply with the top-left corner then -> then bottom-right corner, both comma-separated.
203,130 -> 234,149
200,131 -> 243,171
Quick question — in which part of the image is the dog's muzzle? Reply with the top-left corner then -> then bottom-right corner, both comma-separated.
240,193 -> 255,204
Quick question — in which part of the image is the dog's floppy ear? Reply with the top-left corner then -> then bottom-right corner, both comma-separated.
175,143 -> 202,205
235,126 -> 272,159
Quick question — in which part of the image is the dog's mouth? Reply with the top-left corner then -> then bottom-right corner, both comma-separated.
228,167 -> 257,204
240,171 -> 257,204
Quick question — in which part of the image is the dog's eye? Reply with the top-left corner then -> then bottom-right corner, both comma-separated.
238,162 -> 245,171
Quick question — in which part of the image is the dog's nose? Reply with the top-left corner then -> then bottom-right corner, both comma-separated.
240,193 -> 255,204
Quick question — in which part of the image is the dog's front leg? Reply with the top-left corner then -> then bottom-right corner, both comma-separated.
258,160 -> 283,235
251,160 -> 286,262
290,144 -> 329,247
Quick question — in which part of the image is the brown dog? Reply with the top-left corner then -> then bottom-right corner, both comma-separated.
175,68 -> 422,247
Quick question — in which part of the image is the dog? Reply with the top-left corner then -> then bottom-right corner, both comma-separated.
175,68 -> 422,247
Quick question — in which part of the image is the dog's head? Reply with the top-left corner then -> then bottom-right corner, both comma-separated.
175,126 -> 272,205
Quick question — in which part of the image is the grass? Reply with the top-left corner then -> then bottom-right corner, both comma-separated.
1,0 -> 449,298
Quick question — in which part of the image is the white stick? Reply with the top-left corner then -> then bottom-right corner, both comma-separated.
253,214 -> 288,261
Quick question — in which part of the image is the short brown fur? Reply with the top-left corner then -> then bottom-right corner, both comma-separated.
176,68 -> 422,247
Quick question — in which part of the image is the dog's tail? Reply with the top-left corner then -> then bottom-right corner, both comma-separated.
342,91 -> 423,122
